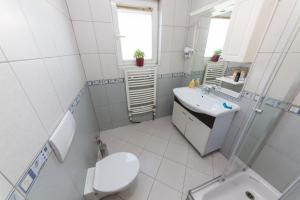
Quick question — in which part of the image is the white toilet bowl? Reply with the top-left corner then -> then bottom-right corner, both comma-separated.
84,152 -> 140,200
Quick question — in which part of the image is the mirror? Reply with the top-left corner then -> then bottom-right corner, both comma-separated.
186,1 -> 251,97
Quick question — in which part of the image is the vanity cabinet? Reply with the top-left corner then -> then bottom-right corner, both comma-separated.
172,101 -> 234,156
222,0 -> 277,63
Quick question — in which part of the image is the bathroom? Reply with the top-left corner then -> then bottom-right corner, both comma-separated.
0,0 -> 300,199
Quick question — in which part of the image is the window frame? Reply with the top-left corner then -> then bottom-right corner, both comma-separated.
111,0 -> 158,66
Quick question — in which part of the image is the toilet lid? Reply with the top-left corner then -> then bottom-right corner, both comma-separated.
93,152 -> 140,193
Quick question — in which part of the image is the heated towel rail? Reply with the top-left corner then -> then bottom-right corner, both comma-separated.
203,61 -> 226,86
124,67 -> 157,121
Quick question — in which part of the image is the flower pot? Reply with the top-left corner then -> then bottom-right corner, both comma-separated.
136,58 -> 144,67
211,54 -> 220,62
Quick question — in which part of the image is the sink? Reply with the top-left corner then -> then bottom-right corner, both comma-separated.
173,87 -> 240,117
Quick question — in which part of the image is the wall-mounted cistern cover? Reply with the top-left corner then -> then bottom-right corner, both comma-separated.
49,111 -> 76,162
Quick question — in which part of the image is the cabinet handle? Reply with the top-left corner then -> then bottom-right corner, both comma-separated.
188,117 -> 193,121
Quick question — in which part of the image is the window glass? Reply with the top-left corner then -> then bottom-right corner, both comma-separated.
117,7 -> 153,60
204,18 -> 230,57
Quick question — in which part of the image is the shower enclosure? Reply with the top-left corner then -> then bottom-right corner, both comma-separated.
188,3 -> 300,199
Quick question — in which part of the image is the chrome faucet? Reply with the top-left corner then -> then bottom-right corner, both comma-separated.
201,85 -> 211,94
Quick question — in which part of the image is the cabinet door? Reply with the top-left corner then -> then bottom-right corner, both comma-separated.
172,102 -> 188,134
222,0 -> 275,62
185,114 -> 211,155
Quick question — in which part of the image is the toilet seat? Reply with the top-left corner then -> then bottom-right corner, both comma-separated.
93,152 -> 140,193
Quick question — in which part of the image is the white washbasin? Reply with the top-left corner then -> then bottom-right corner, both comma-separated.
173,87 -> 240,117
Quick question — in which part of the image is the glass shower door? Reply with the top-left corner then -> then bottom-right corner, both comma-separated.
221,27 -> 300,194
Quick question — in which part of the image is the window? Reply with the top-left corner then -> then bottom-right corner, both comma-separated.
204,18 -> 230,57
112,0 -> 158,65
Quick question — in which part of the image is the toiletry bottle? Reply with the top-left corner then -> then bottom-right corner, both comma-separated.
234,71 -> 241,82
188,79 -> 195,88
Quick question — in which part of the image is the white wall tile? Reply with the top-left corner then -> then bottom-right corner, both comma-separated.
94,22 -> 116,53
275,0 -> 300,52
159,52 -> 171,74
252,144 -> 300,191
260,0 -> 297,52
81,54 -> 103,80
66,0 -> 91,20
169,52 -> 185,73
100,54 -> 119,79
11,59 -> 64,134
46,0 -> 70,17
292,91 -> 300,106
268,53 -> 300,101
172,27 -> 187,51
89,0 -> 112,22
160,0 -> 175,26
174,0 -> 190,27
60,55 -> 86,98
44,57 -> 74,111
0,48 -> 6,62
290,29 -> 300,52
161,26 -> 173,52
244,53 -> 272,93
256,53 -> 281,94
0,0 -> 40,60
73,21 -> 98,54
267,112 -> 300,163
52,16 -> 79,55
19,0 -> 58,57
0,174 -> 12,200
0,63 -> 48,184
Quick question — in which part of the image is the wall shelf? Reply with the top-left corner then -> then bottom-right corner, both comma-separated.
216,76 -> 245,85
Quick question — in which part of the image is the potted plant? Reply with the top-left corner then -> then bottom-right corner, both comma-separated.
211,49 -> 222,62
134,49 -> 145,67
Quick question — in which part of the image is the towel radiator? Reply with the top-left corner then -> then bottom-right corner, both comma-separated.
124,67 -> 157,121
203,61 -> 226,86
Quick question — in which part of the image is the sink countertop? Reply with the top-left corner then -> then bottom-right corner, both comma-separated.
173,87 -> 240,117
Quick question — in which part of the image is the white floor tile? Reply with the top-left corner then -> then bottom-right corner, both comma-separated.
170,131 -> 189,146
144,136 -> 168,156
130,120 -> 155,135
119,173 -> 154,200
106,138 -> 127,155
187,148 -> 213,176
121,142 -> 143,157
148,181 -> 182,200
156,158 -> 186,191
107,126 -> 134,142
165,142 -> 189,165
139,150 -> 162,178
212,152 -> 228,177
127,131 -> 151,148
183,168 -> 211,194
148,117 -> 178,140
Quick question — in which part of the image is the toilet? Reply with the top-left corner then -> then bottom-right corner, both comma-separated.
84,152 -> 140,200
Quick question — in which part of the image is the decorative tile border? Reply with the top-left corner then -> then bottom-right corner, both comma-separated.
68,84 -> 87,113
88,72 -> 187,86
240,90 -> 300,116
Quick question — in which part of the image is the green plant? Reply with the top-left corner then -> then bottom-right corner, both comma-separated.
214,49 -> 222,56
133,49 -> 145,59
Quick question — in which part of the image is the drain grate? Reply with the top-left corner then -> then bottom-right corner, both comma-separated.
245,191 -> 255,200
